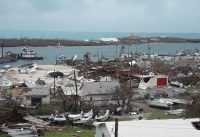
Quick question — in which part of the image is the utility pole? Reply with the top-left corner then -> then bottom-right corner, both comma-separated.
115,118 -> 118,137
1,43 -> 3,59
74,70 -> 78,112
97,51 -> 99,62
136,44 -> 138,54
53,69 -> 56,95
115,44 -> 118,58
129,54 -> 133,89
74,70 -> 78,96
148,42 -> 151,59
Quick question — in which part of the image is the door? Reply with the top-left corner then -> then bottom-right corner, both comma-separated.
31,97 -> 42,106
157,78 -> 167,86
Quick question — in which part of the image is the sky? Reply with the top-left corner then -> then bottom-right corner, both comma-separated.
0,0 -> 199,33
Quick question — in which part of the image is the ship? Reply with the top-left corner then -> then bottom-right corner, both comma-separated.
0,58 -> 17,64
18,47 -> 44,60
0,43 -> 18,64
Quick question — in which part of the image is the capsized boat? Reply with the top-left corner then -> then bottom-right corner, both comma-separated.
80,110 -> 93,123
170,81 -> 183,88
148,99 -> 173,109
19,63 -> 38,73
167,109 -> 185,115
95,110 -> 109,122
7,129 -> 35,137
68,110 -> 93,122
68,112 -> 83,121
51,113 -> 66,122
0,79 -> 12,88
3,126 -> 37,137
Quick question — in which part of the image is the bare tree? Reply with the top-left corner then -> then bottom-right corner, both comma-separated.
0,90 -> 24,122
112,84 -> 134,110
186,93 -> 200,118
151,59 -> 172,75
83,52 -> 90,65
56,88 -> 74,111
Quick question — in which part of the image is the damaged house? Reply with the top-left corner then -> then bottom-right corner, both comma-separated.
79,81 -> 120,106
135,74 -> 168,90
21,87 -> 50,106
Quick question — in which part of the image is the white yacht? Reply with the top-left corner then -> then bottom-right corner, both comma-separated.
18,47 -> 43,60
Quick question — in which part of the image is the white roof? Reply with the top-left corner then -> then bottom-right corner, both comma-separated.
100,38 -> 119,42
103,119 -> 200,137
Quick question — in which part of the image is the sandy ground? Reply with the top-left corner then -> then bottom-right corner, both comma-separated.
5,65 -> 76,87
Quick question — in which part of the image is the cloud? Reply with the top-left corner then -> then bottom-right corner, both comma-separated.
0,0 -> 199,32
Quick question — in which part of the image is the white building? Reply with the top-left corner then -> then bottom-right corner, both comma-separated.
79,81 -> 120,106
135,74 -> 168,90
94,118 -> 200,137
22,87 -> 50,106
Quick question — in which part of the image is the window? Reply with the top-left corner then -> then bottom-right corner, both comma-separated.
102,133 -> 105,137
90,97 -> 93,100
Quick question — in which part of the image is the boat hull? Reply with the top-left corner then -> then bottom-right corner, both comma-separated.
0,58 -> 17,64
95,110 -> 109,122
148,100 -> 171,109
19,57 -> 43,60
68,114 -> 81,121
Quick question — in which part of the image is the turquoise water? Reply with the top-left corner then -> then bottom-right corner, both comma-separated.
0,31 -> 200,40
1,43 -> 200,67
0,31 -> 200,67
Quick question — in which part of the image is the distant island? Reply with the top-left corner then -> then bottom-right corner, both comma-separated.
0,34 -> 200,47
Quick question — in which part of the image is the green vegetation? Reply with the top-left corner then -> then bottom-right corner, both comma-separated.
108,59 -> 123,65
32,105 -> 56,115
186,81 -> 200,91
185,93 -> 200,118
0,126 -> 95,137
0,132 -> 10,137
41,126 -> 94,137
146,109 -> 179,120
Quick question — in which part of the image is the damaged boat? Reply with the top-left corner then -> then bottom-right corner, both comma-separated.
19,63 -> 38,73
95,110 -> 109,122
50,113 -> 66,123
80,109 -> 93,123
148,99 -> 173,109
68,109 -> 93,123
2,126 -> 38,137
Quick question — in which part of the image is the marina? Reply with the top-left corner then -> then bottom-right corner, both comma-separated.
1,0 -> 200,136
0,35 -> 200,137
0,42 -> 200,67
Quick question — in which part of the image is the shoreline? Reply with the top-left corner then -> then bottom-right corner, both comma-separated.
0,35 -> 200,47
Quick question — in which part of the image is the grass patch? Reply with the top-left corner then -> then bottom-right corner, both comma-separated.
41,126 -> 95,137
186,82 -> 200,91
0,132 -> 10,137
0,126 -> 95,137
145,109 -> 179,120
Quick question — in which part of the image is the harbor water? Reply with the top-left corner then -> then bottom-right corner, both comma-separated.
0,31 -> 200,67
